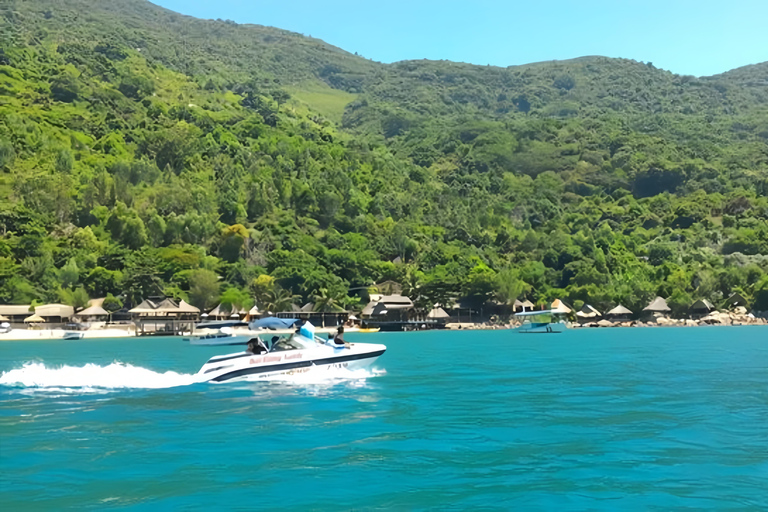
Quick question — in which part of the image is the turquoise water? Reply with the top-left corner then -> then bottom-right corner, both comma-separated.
2,326 -> 768,510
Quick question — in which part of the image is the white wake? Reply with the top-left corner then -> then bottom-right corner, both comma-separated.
0,362 -> 198,390
0,362 -> 386,391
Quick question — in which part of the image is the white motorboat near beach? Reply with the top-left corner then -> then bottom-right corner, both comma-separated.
183,326 -> 254,346
515,310 -> 568,333
197,323 -> 386,383
184,317 -> 306,346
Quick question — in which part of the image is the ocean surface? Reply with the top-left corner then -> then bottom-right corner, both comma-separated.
2,326 -> 768,510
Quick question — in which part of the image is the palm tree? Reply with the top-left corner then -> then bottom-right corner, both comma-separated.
262,287 -> 299,313
312,288 -> 346,313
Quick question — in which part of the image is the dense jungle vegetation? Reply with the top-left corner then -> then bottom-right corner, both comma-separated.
1,0 -> 768,316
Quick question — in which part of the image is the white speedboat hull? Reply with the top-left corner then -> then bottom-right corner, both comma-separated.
197,342 -> 387,383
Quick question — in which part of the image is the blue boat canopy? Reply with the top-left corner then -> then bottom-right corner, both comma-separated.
250,317 -> 300,330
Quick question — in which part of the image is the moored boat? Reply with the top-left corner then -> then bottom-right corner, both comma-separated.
515,310 -> 568,333
183,326 -> 254,346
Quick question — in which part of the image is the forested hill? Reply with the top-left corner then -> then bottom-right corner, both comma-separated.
1,0 -> 768,316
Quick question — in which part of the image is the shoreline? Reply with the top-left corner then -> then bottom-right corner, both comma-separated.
2,321 -> 766,341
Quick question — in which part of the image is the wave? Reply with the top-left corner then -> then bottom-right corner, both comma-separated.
0,362 -> 198,391
0,362 -> 385,391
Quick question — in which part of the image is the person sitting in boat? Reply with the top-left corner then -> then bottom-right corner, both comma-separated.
246,337 -> 269,355
332,326 -> 345,345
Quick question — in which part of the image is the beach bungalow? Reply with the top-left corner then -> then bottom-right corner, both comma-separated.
361,294 -> 415,330
512,299 -> 524,313
130,297 -> 199,335
576,304 -> 602,323
644,297 -> 670,313
207,303 -> 247,320
724,293 -> 748,310
690,299 -> 715,318
605,304 -> 633,321
520,300 -> 535,312
35,304 -> 75,324
643,297 -> 671,320
0,305 -> 33,324
551,299 -> 572,314
427,306 -> 450,327
75,305 -> 110,323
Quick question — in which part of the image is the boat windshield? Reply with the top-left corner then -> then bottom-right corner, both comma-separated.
270,334 -> 315,352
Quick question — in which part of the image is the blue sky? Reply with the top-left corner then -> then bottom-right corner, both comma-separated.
152,0 -> 768,77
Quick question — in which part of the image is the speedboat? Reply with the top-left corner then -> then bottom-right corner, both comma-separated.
62,331 -> 84,340
197,323 -> 386,383
515,310 -> 567,333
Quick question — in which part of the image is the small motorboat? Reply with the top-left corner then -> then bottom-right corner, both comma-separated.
62,331 -> 84,340
515,310 -> 567,333
183,326 -> 254,346
197,322 -> 386,383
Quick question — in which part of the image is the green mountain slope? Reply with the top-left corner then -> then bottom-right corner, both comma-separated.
1,0 -> 767,315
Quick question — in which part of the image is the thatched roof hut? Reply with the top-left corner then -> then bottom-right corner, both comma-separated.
606,304 -> 632,317
576,304 -> 601,319
551,299 -> 572,314
427,307 -> 450,319
690,299 -> 715,314
643,297 -> 671,313
75,305 -> 109,318
725,293 -> 748,309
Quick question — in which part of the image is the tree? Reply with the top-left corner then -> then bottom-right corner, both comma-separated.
123,251 -> 164,306
312,287 -> 346,313
218,287 -> 253,315
495,267 -> 531,306
102,293 -> 124,313
59,286 -> 90,310
188,269 -> 220,311
261,286 -> 300,313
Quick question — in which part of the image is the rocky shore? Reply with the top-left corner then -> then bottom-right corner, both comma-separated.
571,307 -> 768,328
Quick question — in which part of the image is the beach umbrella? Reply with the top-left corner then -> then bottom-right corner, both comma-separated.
24,314 -> 45,323
0,314 -> 8,322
